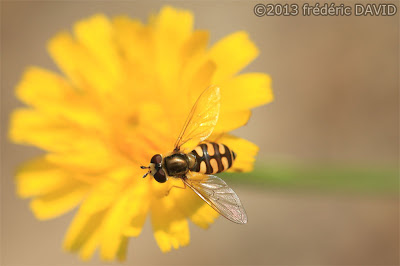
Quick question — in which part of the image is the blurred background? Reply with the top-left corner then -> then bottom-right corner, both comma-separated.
1,1 -> 398,265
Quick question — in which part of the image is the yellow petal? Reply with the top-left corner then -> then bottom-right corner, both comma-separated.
79,234 -> 100,261
116,237 -> 129,261
16,67 -> 72,108
209,31 -> 259,83
99,199 -> 131,260
9,108 -> 81,152
64,168 -> 148,261
40,151 -> 115,176
46,147 -> 118,177
153,219 -> 190,253
123,211 -> 148,237
99,181 -> 149,260
181,30 -> 209,60
100,200 -> 127,261
172,187 -> 219,229
214,110 -> 252,133
180,31 -> 211,101
211,134 -> 259,172
9,109 -> 115,172
112,16 -> 156,108
64,209 -> 105,260
112,16 -> 153,67
48,31 -> 115,96
186,60 -> 217,108
30,179 -> 88,220
190,203 -> 219,229
78,172 -> 128,215
154,6 -> 193,83
15,67 -> 106,131
73,14 -> 123,83
77,165 -> 139,214
220,73 -> 274,112
122,177 -> 150,238
155,6 -> 193,46
16,156 -> 71,198
164,60 -> 217,135
153,6 -> 194,116
213,73 -> 273,132
151,196 -> 190,252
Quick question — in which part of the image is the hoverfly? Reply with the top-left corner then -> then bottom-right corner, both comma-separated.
141,85 -> 247,224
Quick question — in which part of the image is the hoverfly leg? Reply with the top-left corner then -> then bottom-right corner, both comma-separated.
165,179 -> 187,196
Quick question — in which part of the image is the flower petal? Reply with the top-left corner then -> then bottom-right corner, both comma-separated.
116,237 -> 129,261
64,209 -> 105,260
16,156 -> 71,198
100,210 -> 128,260
10,109 -> 116,172
113,16 -> 153,67
214,110 -> 252,133
64,167 -> 148,261
78,168 -> 132,215
189,203 -> 219,229
46,147 -> 119,178
112,16 -> 156,106
220,73 -> 274,112
152,7 -> 194,118
9,108 -> 82,152
99,179 -> 149,260
73,14 -> 123,83
186,60 -> 217,108
173,187 -> 219,229
16,67 -> 72,108
180,31 -> 211,103
122,181 -> 149,238
15,67 -> 106,131
181,30 -> 209,60
151,196 -> 190,252
155,6 -> 193,49
30,179 -> 88,220
48,31 -> 116,96
154,6 -> 194,84
99,197 -> 139,260
209,31 -> 259,83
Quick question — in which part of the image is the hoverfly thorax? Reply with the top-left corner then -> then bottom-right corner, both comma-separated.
141,154 -> 167,183
164,153 -> 190,176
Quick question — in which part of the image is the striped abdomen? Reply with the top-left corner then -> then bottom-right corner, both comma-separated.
189,142 -> 236,174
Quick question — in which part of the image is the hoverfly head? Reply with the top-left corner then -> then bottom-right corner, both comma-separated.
141,154 -> 167,183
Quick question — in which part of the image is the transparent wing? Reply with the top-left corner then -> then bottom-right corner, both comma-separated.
182,172 -> 248,224
174,85 -> 220,152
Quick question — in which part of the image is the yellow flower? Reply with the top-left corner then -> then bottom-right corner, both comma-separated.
9,6 -> 273,261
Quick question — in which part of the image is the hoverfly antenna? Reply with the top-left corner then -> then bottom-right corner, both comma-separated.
140,165 -> 150,178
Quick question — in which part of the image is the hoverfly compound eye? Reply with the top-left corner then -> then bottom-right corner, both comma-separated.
150,154 -> 162,164
153,169 -> 167,183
